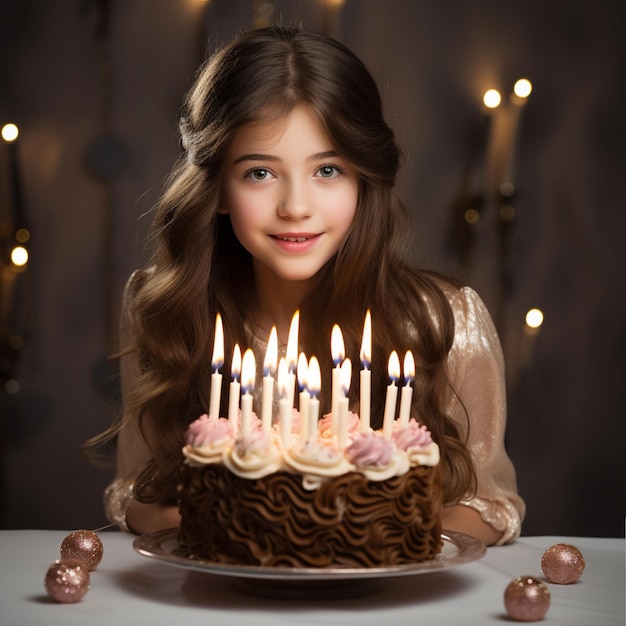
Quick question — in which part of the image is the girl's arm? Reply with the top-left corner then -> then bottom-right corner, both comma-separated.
441,503 -> 502,546
445,286 -> 526,546
125,500 -> 181,535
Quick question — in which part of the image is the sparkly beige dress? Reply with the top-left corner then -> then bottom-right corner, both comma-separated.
104,271 -> 525,544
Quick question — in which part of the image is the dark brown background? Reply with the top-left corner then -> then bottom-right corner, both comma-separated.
1,0 -> 624,537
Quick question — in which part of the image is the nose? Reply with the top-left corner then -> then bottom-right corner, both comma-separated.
277,179 -> 311,220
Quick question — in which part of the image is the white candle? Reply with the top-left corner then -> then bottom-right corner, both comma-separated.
382,351 -> 400,439
261,326 -> 278,433
398,350 -> 415,427
337,358 -> 352,449
227,344 -> 241,434
277,358 -> 292,448
209,313 -> 224,418
359,310 -> 371,432
297,352 -> 310,442
240,349 -> 256,436
286,310 -> 299,409
308,356 -> 321,441
331,324 -> 345,435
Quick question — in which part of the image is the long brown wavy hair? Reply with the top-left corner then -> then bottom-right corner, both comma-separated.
87,26 -> 476,509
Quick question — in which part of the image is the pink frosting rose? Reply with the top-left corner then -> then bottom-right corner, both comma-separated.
392,419 -> 433,451
185,413 -> 233,447
345,431 -> 395,468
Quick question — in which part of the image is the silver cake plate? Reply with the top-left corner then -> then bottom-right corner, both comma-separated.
134,528 -> 485,599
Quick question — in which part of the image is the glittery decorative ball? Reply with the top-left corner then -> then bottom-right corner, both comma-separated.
60,530 -> 103,571
541,543 -> 585,584
504,576 -> 551,622
44,560 -> 90,603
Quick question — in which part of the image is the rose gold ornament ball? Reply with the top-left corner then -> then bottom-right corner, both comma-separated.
44,560 -> 90,603
504,576 -> 551,622
541,543 -> 585,584
60,530 -> 104,571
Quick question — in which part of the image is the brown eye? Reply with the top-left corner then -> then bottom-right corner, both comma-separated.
246,168 -> 270,181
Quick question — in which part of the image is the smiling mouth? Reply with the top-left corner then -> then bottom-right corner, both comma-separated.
274,235 -> 311,242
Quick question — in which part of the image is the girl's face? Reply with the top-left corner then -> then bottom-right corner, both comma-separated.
221,105 -> 358,290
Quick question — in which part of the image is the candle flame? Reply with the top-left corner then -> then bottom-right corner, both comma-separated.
331,324 -> 345,365
211,313 -> 224,370
286,310 -> 299,371
264,326 -> 278,376
297,352 -> 309,391
308,356 -> 321,396
241,349 -> 256,394
277,357 -> 289,397
403,350 -> 415,384
360,310 -> 371,366
388,351 -> 400,382
339,358 -> 352,395
231,344 -> 241,380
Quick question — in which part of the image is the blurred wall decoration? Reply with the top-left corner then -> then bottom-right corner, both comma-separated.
0,0 -> 623,537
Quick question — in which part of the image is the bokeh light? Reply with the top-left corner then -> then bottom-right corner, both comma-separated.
483,89 -> 502,109
1,123 -> 19,142
525,308 -> 544,329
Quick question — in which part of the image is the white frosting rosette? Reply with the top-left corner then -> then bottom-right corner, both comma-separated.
345,431 -> 410,481
223,430 -> 283,479
283,438 -> 355,490
392,418 -> 440,467
183,413 -> 234,466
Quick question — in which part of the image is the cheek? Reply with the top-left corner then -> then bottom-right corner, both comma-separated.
326,186 -> 358,230
225,194 -> 276,255
224,188 -> 266,230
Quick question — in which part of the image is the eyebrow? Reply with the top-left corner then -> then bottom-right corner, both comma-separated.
233,150 -> 339,165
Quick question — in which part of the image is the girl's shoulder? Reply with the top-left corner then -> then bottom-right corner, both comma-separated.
420,270 -> 487,316
408,270 -> 496,346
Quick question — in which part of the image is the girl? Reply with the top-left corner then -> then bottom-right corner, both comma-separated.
90,26 -> 524,545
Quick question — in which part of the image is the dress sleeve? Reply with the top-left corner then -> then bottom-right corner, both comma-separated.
103,270 -> 152,532
445,286 -> 526,544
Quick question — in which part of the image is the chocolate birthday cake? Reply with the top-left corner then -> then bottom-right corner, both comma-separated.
176,411 -> 443,568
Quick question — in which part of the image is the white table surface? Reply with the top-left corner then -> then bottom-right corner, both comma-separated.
0,530 -> 623,626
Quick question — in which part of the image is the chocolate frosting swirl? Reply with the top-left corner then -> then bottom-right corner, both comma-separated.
177,463 -> 443,567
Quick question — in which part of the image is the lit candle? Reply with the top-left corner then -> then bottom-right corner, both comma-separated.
337,357 -> 352,449
209,313 -> 224,418
277,357 -> 291,448
359,310 -> 371,432
297,352 -> 310,442
286,310 -> 299,409
382,351 -> 400,439
261,326 -> 278,433
227,344 -> 241,434
307,356 -> 321,440
398,350 -> 415,427
331,324 -> 345,435
240,349 -> 256,436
